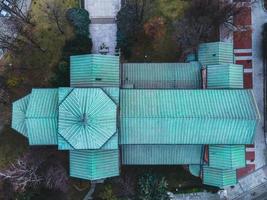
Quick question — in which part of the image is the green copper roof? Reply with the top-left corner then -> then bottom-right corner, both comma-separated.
198,42 -> 233,65
121,145 -> 203,165
70,54 -> 120,87
26,89 -> 58,145
203,166 -> 237,188
69,150 -> 119,180
122,62 -> 201,89
12,95 -> 30,137
189,165 -> 201,177
58,132 -> 118,150
120,89 -> 260,144
58,88 -> 117,149
207,64 -> 244,89
209,145 -> 246,170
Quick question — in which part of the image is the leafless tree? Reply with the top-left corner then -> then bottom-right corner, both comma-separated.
0,0 -> 45,53
0,150 -> 69,192
0,153 -> 43,191
175,0 -> 255,57
0,0 -> 32,25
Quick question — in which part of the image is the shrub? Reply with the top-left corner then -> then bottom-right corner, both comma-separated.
98,184 -> 118,200
137,173 -> 169,200
50,35 -> 92,87
66,8 -> 90,37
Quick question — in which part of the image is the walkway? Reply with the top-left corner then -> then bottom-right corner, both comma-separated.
225,165 -> 267,199
84,0 -> 121,55
171,192 -> 220,200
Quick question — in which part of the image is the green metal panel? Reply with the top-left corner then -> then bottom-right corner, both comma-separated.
121,145 -> 203,165
189,165 -> 201,177
186,54 -> 197,62
207,64 -> 243,89
120,89 -> 260,144
12,95 -> 30,137
209,145 -> 246,169
102,88 -> 120,104
198,42 -> 233,65
26,89 -> 58,118
101,133 -> 118,150
58,134 -> 74,150
203,166 -> 237,188
69,150 -> 119,180
27,118 -> 58,145
25,89 -> 58,145
58,133 -> 118,150
122,62 -> 201,89
70,54 -> 120,87
58,88 -> 117,149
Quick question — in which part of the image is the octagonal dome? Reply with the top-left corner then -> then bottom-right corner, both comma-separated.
59,88 -> 117,149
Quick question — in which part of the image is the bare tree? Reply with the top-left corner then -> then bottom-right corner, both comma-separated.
0,150 -> 69,192
0,0 -> 45,53
0,153 -> 43,191
175,0 -> 254,57
0,0 -> 32,25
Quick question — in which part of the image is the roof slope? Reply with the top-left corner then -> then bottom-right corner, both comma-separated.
69,149 -> 119,180
207,64 -> 243,89
203,166 -> 237,188
209,145 -> 246,170
70,54 -> 120,87
120,89 -> 260,144
122,62 -> 201,89
121,145 -> 203,165
12,95 -> 30,137
198,42 -> 233,65
25,89 -> 58,145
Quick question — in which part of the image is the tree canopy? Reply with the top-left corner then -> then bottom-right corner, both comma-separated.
66,8 -> 90,37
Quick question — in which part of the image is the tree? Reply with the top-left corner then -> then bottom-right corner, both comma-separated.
66,8 -> 90,37
0,0 -> 45,53
175,0 -> 253,56
50,35 -> 92,87
40,0 -> 67,34
156,0 -> 186,20
144,17 -> 166,41
137,173 -> 169,200
98,184 -> 118,200
117,0 -> 151,58
50,7 -> 92,87
0,149 -> 69,193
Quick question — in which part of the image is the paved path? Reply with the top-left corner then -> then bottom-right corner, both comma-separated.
171,192 -> 220,200
225,165 -> 267,199
84,0 -> 121,55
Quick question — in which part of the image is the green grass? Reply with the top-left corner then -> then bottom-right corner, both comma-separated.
0,126 -> 28,170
